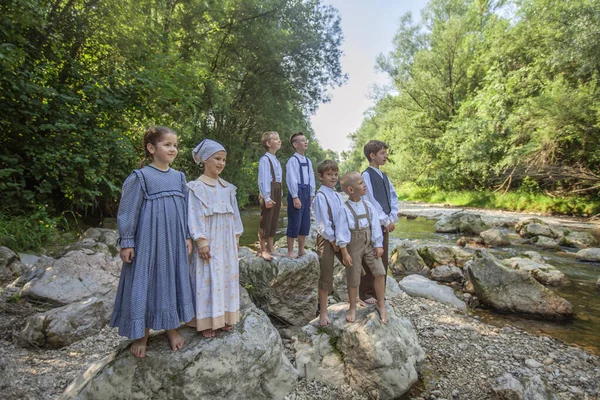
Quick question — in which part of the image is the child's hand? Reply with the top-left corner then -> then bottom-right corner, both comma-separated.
386,222 -> 395,232
343,253 -> 353,267
186,239 -> 193,255
293,197 -> 302,209
120,248 -> 135,263
374,247 -> 384,258
331,241 -> 340,253
199,245 -> 211,260
265,200 -> 275,209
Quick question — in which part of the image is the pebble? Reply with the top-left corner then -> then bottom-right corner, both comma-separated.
542,357 -> 554,365
525,359 -> 543,368
433,330 -> 445,338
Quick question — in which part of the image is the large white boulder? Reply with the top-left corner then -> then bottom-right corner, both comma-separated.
398,275 -> 467,311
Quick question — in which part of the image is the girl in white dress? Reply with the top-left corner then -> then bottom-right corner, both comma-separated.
187,139 -> 243,338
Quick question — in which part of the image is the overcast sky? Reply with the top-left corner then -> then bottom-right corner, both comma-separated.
311,0 -> 428,153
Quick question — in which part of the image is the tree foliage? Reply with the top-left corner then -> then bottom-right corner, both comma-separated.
346,0 -> 600,197
0,0 -> 343,215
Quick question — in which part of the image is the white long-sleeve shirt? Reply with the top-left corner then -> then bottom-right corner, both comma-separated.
285,153 -> 316,198
257,152 -> 282,203
335,199 -> 383,249
362,166 -> 399,227
314,186 -> 344,242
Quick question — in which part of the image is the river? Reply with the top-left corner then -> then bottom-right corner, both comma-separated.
239,205 -> 600,354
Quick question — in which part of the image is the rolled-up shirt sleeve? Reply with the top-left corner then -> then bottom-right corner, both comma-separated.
258,156 -> 272,202
314,193 -> 335,242
367,201 -> 384,248
335,207 -> 351,248
286,157 -> 299,198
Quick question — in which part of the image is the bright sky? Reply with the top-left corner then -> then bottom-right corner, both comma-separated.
311,0 -> 429,154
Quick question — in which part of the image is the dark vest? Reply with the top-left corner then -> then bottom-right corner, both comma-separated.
363,168 -> 391,214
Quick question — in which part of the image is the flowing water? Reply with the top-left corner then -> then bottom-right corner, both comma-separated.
240,207 -> 600,354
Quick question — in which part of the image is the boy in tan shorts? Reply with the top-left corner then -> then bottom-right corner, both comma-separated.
314,160 -> 344,326
257,131 -> 282,260
335,172 -> 387,324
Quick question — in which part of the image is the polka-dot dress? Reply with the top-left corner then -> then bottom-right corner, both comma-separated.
110,166 -> 195,340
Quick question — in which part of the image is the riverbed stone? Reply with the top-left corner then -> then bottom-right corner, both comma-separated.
59,289 -> 298,400
531,235 -> 561,250
434,212 -> 489,235
417,244 -> 472,268
560,230 -> 597,249
20,249 -> 120,306
480,228 -> 510,247
0,246 -> 26,281
467,250 -> 574,320
294,303 -> 425,400
492,373 -> 558,400
501,257 -> 571,287
398,274 -> 466,310
575,247 -> 600,262
430,265 -> 464,283
19,296 -> 112,348
238,247 -> 320,325
456,236 -> 486,249
389,244 -> 428,275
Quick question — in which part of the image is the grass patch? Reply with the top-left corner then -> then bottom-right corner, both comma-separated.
0,207 -> 79,253
396,183 -> 600,217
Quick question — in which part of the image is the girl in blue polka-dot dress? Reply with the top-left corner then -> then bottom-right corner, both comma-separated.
110,126 -> 195,358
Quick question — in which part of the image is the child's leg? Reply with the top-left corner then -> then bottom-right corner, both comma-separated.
165,328 -> 185,351
267,236 -> 275,253
373,275 -> 388,324
318,288 -> 330,326
130,328 -> 150,358
298,235 -> 306,257
286,236 -> 297,258
259,236 -> 272,260
347,286 -> 358,323
259,200 -> 273,260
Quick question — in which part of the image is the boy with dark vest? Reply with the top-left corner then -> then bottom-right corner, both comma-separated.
314,160 -> 344,326
336,172 -> 387,324
285,132 -> 316,258
361,140 -> 399,303
258,131 -> 282,261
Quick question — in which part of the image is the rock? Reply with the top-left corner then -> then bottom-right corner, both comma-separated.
398,275 -> 467,311
501,257 -> 570,287
521,251 -> 546,264
434,212 -> 489,235
238,247 -> 320,325
81,228 -> 119,252
517,221 -> 564,239
60,288 -> 298,400
525,359 -> 543,368
456,236 -> 486,249
596,277 -> 600,290
467,251 -> 574,320
21,250 -> 120,306
430,265 -> 465,283
294,303 -> 425,400
531,236 -> 561,250
0,246 -> 26,281
386,276 -> 404,298
19,297 -> 112,348
480,228 -> 510,247
53,239 -> 113,259
575,248 -> 600,262
417,244 -> 472,268
492,373 -> 558,400
390,244 -> 428,275
561,230 -> 597,248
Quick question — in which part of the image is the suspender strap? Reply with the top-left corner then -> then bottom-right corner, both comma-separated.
293,155 -> 308,186
262,155 -> 277,183
316,190 -> 335,230
344,200 -> 371,231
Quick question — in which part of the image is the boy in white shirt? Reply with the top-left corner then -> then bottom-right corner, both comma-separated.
257,131 -> 282,261
314,160 -> 344,326
285,132 -> 316,258
336,172 -> 387,324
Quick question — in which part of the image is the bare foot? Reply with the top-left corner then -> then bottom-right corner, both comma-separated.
364,297 -> 377,305
357,299 -> 367,307
259,251 -> 273,261
376,305 -> 388,324
346,307 -> 357,323
319,313 -> 331,327
220,324 -> 233,332
286,251 -> 298,258
130,336 -> 148,358
201,329 -> 216,338
297,250 -> 306,257
165,329 -> 184,351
